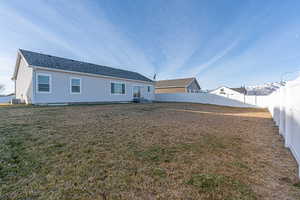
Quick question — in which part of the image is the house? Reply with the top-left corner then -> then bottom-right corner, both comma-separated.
12,49 -> 155,104
155,77 -> 201,94
210,86 -> 247,100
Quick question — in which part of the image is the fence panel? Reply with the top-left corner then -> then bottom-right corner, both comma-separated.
155,81 -> 300,177
267,78 -> 300,177
155,93 -> 258,108
284,80 -> 300,176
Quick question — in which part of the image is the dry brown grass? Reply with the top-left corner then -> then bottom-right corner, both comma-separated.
0,103 -> 299,200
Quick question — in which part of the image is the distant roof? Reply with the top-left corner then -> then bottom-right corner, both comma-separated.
230,87 -> 247,94
0,93 -> 14,97
18,49 -> 153,83
155,78 -> 195,88
210,86 -> 247,94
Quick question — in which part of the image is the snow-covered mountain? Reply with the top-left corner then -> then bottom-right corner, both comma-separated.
246,82 -> 284,95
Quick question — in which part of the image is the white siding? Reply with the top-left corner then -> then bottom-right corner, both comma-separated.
15,58 -> 33,104
33,69 -> 154,104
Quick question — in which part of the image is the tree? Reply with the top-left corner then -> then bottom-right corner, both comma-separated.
0,84 -> 5,93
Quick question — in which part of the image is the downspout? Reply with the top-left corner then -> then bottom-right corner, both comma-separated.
32,68 -> 36,104
14,79 -> 16,98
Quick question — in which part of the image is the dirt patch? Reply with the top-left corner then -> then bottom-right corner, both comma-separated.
0,103 -> 299,200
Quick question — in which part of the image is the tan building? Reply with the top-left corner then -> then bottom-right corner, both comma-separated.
155,77 -> 201,94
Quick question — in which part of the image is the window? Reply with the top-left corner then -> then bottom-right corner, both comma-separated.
220,88 -> 226,95
37,74 -> 51,93
111,82 -> 125,94
147,86 -> 151,92
133,86 -> 141,97
71,78 -> 81,94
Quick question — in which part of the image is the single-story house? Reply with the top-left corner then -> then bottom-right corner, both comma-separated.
210,86 -> 247,99
12,49 -> 155,104
155,77 -> 201,93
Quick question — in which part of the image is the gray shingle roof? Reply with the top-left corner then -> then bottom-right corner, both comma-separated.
230,87 -> 247,94
19,49 -> 153,83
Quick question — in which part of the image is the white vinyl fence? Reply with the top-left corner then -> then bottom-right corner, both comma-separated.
268,78 -> 300,177
221,94 -> 270,108
0,95 -> 14,103
156,84 -> 300,177
155,92 -> 268,108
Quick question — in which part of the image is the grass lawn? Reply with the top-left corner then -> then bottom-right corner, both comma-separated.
0,103 -> 299,200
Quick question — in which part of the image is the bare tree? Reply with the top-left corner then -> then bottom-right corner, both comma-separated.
0,84 -> 5,93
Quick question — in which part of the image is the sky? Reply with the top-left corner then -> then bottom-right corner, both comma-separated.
1,0 -> 300,94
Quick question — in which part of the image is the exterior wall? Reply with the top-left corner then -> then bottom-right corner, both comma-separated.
187,79 -> 201,92
33,69 -> 154,104
15,57 -> 33,104
155,87 -> 186,94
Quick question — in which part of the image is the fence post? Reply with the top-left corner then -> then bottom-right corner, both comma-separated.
274,90 -> 280,127
279,87 -> 286,136
284,85 -> 291,148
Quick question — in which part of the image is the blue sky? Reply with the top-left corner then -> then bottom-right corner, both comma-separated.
1,0 -> 300,94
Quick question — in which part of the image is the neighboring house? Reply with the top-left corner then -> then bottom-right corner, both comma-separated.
0,93 -> 15,103
155,77 -> 201,94
12,49 -> 154,104
210,86 -> 247,99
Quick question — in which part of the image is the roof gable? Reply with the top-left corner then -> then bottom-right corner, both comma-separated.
17,49 -> 153,83
155,78 -> 196,88
188,78 -> 201,90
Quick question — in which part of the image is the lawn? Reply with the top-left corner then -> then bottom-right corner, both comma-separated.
0,103 -> 299,200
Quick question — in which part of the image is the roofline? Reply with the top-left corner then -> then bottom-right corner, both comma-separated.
12,49 -> 153,83
210,86 -> 246,94
18,48 -> 149,79
230,88 -> 247,94
156,77 -> 195,82
186,77 -> 201,89
155,77 -> 197,88
210,86 -> 230,91
186,77 -> 195,87
12,49 -> 30,80
31,65 -> 155,84
155,86 -> 186,89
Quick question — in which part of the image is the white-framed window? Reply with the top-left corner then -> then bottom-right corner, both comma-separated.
36,73 -> 51,93
111,82 -> 125,94
147,86 -> 151,92
70,77 -> 81,94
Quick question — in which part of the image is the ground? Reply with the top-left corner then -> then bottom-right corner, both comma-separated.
0,103 -> 299,200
